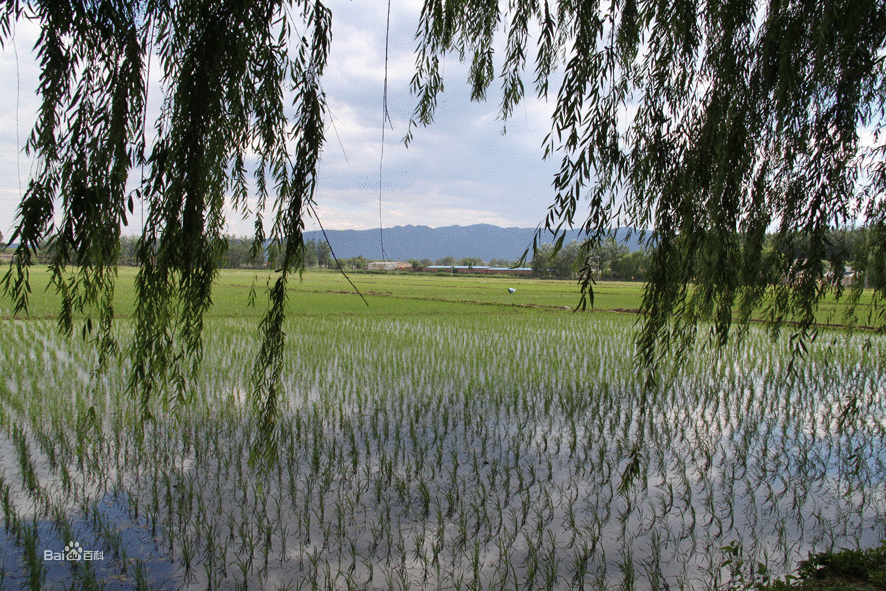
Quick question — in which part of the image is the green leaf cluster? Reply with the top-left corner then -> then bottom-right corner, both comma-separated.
1,0 -> 332,441
406,0 -> 886,380
760,541 -> 886,591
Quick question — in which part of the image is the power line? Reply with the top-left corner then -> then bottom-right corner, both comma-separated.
378,0 -> 392,264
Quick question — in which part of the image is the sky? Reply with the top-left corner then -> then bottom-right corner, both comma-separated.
0,1 -> 565,241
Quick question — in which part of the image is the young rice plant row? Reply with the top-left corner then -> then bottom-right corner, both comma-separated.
0,314 -> 883,590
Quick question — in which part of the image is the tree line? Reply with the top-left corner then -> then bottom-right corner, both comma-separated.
11,230 -> 876,285
531,239 -> 650,280
18,235 -> 535,272
23,236 -> 361,270
530,228 -> 883,285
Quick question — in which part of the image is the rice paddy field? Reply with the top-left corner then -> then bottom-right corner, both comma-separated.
0,268 -> 884,590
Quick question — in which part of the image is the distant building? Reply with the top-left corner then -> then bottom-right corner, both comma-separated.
426,265 -> 533,276
367,261 -> 413,271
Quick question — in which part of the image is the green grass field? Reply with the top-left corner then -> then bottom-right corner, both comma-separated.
0,266 -> 883,591
0,266 -> 643,320
1,266 -> 875,330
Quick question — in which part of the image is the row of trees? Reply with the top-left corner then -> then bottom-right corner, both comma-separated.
16,230 -> 877,285
120,236 -> 341,269
17,235 -> 535,271
414,257 -> 520,269
530,229 -> 884,284
531,239 -> 651,280
116,235 -> 269,269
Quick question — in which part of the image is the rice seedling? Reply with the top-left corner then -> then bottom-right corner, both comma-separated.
21,518 -> 45,591
0,288 -> 883,591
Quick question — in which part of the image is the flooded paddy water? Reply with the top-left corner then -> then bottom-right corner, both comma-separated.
0,315 -> 883,590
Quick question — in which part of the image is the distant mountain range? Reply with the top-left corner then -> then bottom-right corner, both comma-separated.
303,224 -> 645,262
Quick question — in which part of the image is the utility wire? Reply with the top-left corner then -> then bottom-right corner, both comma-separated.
13,19 -> 21,200
139,21 -> 153,235
307,202 -> 368,307
379,0 -> 393,265
318,80 -> 349,164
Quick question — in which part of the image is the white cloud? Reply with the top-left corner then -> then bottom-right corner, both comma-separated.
0,1 -> 564,240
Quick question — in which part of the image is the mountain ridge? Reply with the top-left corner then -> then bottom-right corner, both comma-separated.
303,224 -> 645,261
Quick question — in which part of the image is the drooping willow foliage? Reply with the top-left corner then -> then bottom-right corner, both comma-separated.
1,0 -> 885,434
0,0 -> 330,438
407,0 -> 886,372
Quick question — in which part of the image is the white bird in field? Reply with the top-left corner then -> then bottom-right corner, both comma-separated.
508,288 -> 516,294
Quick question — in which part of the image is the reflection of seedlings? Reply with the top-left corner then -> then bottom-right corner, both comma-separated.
22,518 -> 45,591
133,558 -> 150,589
0,475 -> 14,533
0,317 -> 884,589
13,424 -> 40,500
